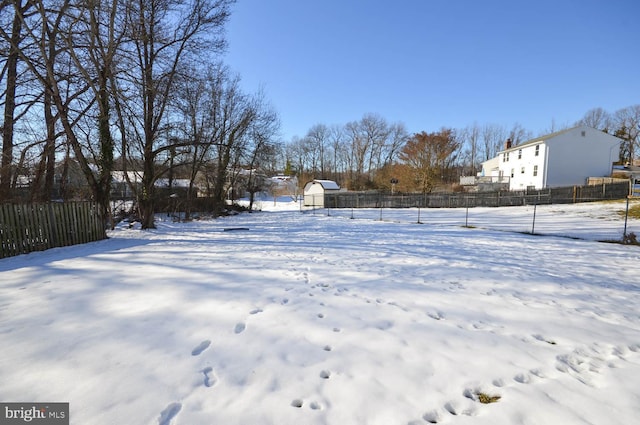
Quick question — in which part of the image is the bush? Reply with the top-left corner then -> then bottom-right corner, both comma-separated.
622,232 -> 638,245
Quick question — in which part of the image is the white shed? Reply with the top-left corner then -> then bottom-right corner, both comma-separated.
303,180 -> 341,207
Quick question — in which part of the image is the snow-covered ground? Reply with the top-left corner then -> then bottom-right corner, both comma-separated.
1,200 -> 639,425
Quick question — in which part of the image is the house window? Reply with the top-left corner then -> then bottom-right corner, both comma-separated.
533,165 -> 538,176
521,167 -> 525,174
535,145 -> 540,156
518,149 -> 522,159
505,152 -> 510,162
510,168 -> 514,178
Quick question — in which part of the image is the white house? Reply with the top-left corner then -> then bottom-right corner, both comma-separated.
480,126 -> 621,190
303,180 -> 341,207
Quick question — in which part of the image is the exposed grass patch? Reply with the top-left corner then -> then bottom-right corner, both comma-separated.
477,392 -> 501,404
628,203 -> 640,219
617,202 -> 640,219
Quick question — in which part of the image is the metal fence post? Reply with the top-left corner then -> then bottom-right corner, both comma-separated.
531,202 -> 537,234
623,196 -> 630,238
465,196 -> 469,227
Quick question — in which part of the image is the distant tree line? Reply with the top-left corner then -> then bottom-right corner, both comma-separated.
283,105 -> 639,194
0,0 -> 279,229
1,1 -> 638,228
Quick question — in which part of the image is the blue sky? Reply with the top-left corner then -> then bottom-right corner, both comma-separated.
223,0 -> 639,141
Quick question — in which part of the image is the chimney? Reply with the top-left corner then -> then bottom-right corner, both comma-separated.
505,138 -> 512,150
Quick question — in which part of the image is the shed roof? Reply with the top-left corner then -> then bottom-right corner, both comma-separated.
307,179 -> 340,190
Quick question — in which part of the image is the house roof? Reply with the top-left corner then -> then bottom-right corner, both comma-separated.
499,126 -> 618,153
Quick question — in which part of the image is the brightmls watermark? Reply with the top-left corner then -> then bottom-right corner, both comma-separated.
1,403 -> 68,424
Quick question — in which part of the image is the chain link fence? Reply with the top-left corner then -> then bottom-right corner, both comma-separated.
302,181 -> 638,243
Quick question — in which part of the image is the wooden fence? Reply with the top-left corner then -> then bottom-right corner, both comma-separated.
322,181 -> 630,210
0,202 -> 106,259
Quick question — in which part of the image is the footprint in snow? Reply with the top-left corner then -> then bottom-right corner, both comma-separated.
555,351 -> 600,387
291,399 -> 322,410
234,322 -> 246,334
428,311 -> 445,321
444,400 -> 477,417
249,308 -> 263,315
422,409 -> 441,424
202,366 -> 217,387
530,368 -> 547,379
514,373 -> 532,384
158,402 -> 181,425
191,340 -> 211,356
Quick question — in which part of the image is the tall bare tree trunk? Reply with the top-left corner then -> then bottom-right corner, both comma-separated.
0,2 -> 25,201
43,89 -> 57,199
96,66 -> 114,227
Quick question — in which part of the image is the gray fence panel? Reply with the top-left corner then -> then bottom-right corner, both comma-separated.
324,182 -> 629,210
0,202 -> 106,259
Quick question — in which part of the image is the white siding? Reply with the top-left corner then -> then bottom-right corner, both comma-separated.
504,143 -> 546,189
545,128 -> 618,187
303,180 -> 341,207
495,127 -> 620,190
479,157 -> 500,177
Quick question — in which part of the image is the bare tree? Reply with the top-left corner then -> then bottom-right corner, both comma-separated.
341,114 -> 390,189
244,97 -> 279,211
0,0 -> 98,204
508,122 -> 532,145
613,105 -> 640,164
171,67 -> 211,218
576,107 -> 612,131
0,0 -> 129,222
117,0 -> 233,228
284,116 -> 404,191
305,123 -> 329,178
204,66 -> 257,213
328,124 -> 346,182
360,113 -> 390,183
344,119 -> 367,189
460,123 -> 481,176
0,0 -> 33,200
481,123 -> 507,161
543,118 -> 571,135
384,122 -> 408,166
62,0 -> 128,225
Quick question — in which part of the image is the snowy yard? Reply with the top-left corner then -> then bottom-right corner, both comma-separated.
1,201 -> 639,425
